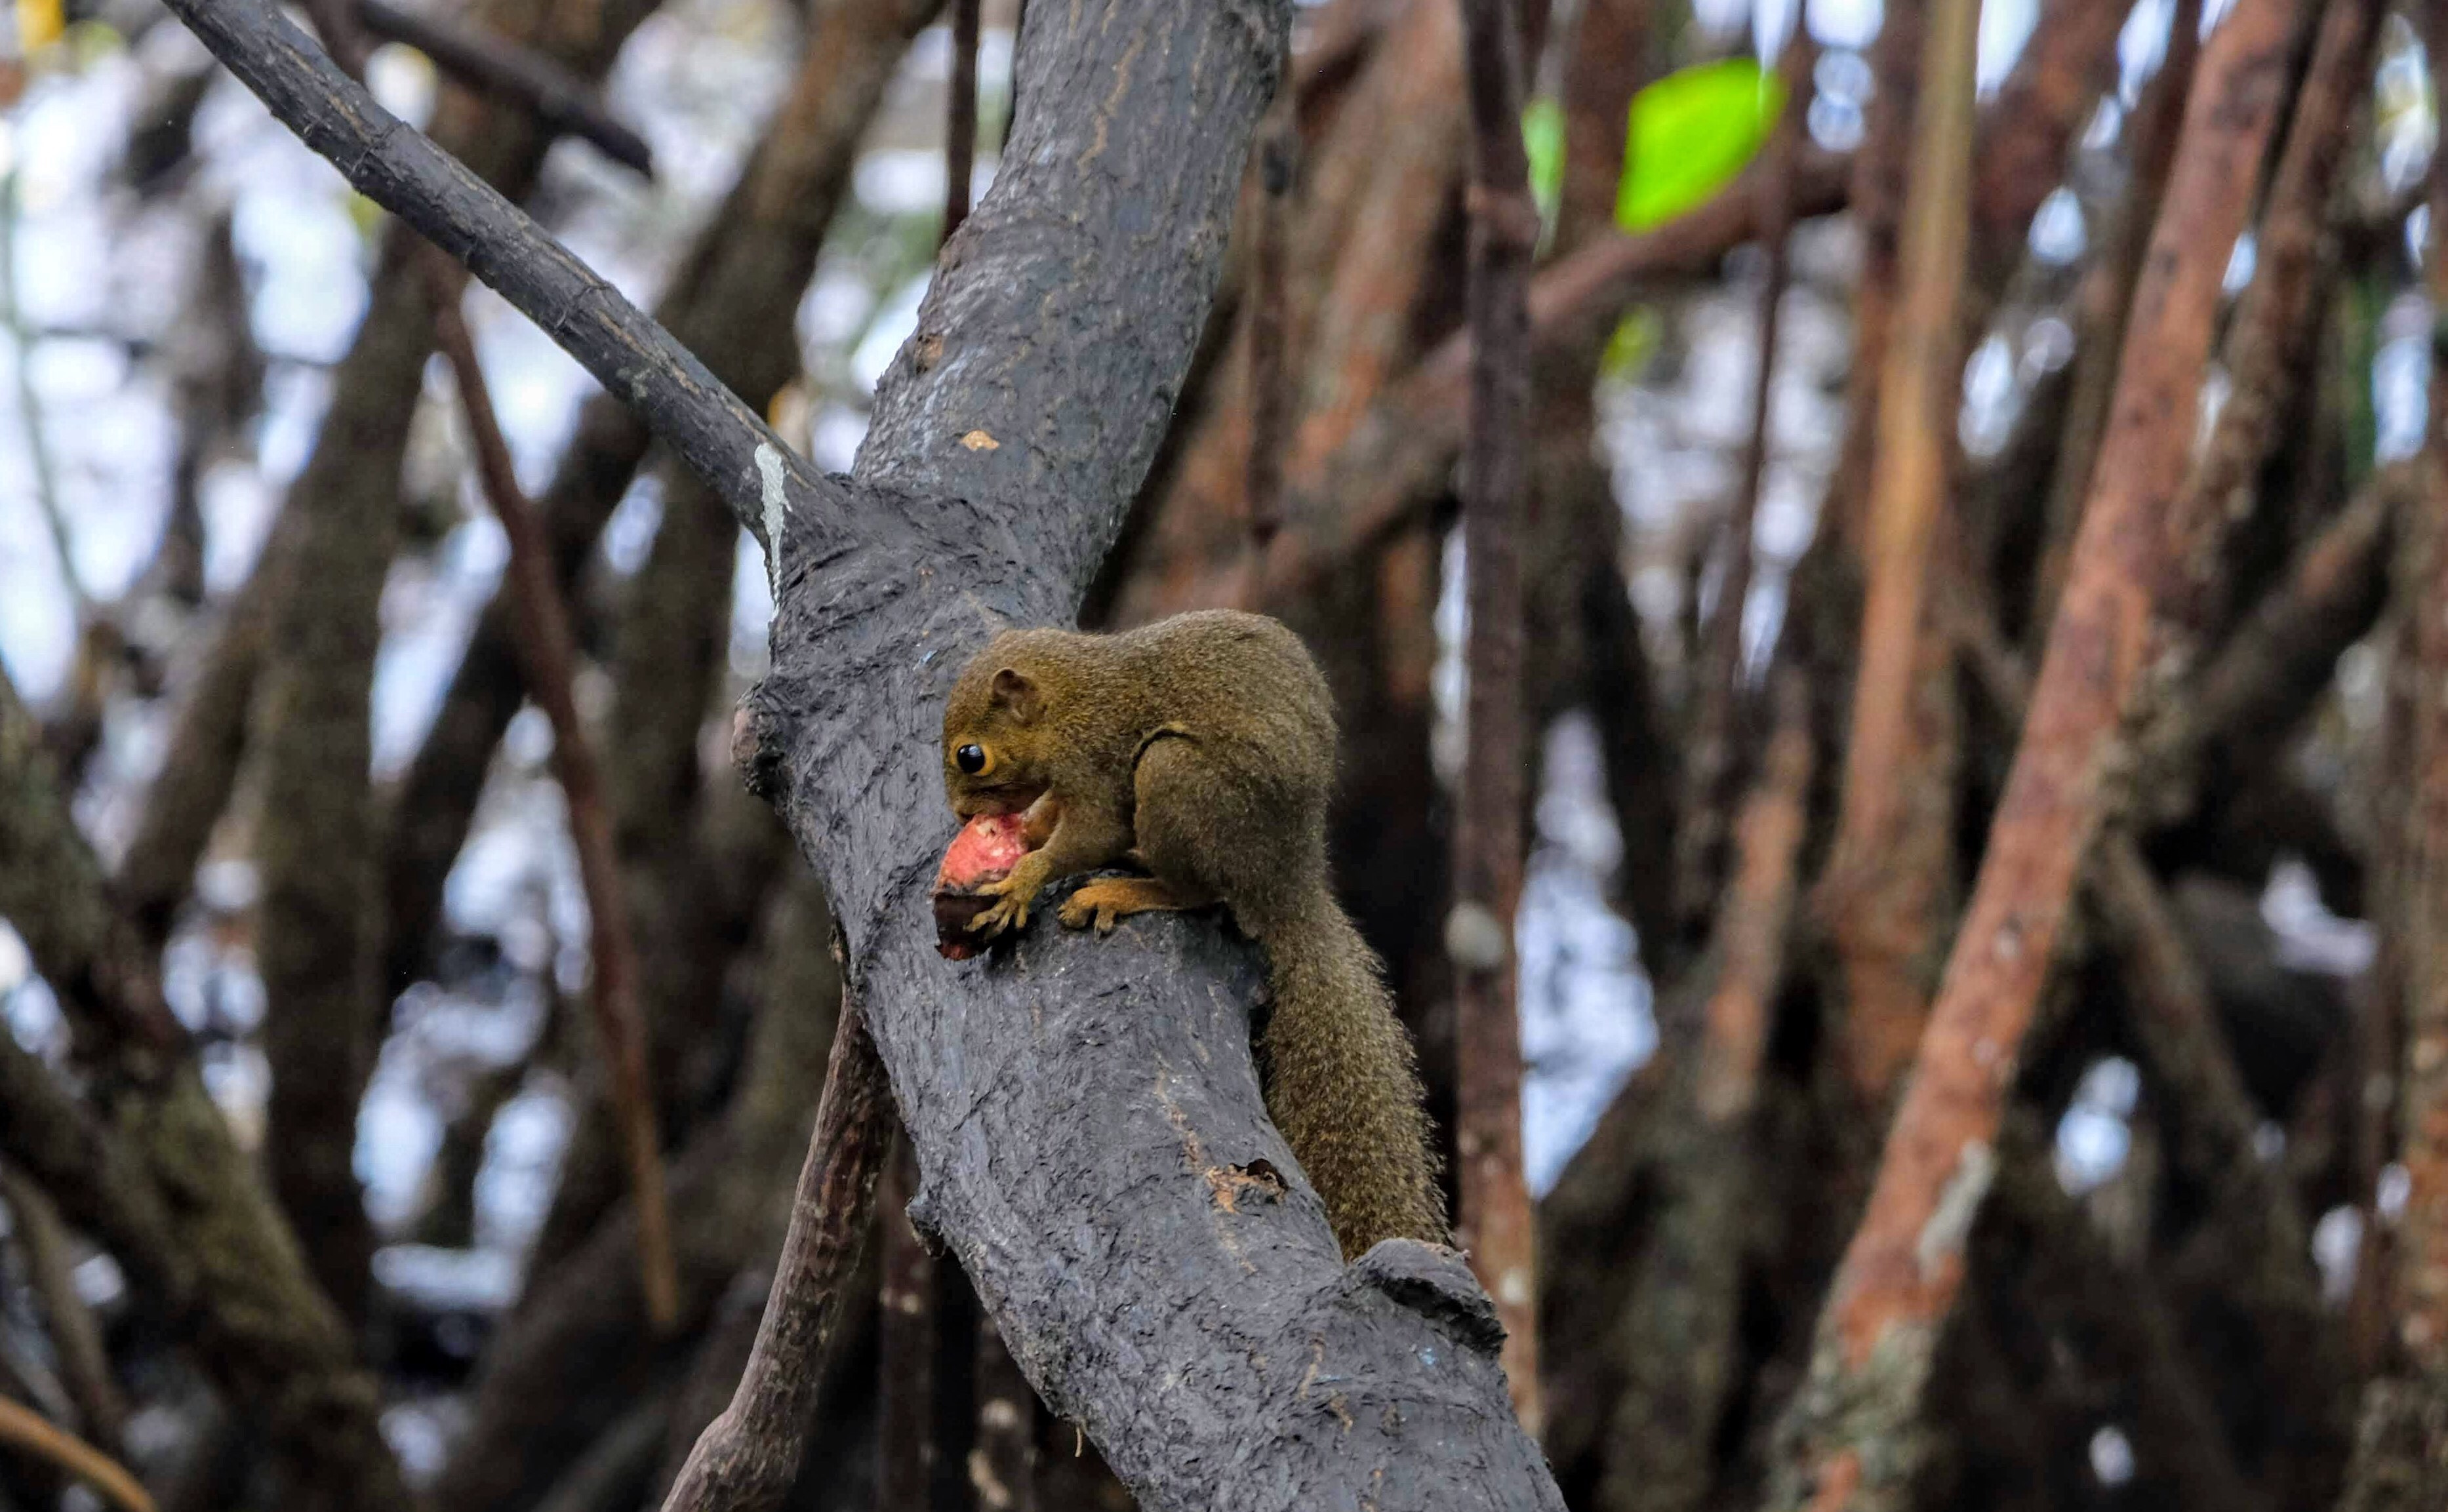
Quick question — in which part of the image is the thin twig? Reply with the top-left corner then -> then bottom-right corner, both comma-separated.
1,161 -> 85,620
1239,72 -> 1299,602
944,0 -> 980,238
0,1396 -> 154,1512
661,998 -> 896,1512
425,264 -> 681,1331
0,1165 -> 127,1453
1672,30 -> 1814,938
876,1133 -> 938,1512
1453,0 -> 1540,1439
358,0 -> 653,175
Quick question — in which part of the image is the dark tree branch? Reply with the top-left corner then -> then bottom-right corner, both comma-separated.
431,862 -> 838,1512
0,1037 -> 193,1317
943,0 -> 980,238
0,1166 -> 129,1453
170,1 -> 1564,1507
1453,0 -> 1541,1435
357,0 -> 654,174
1237,67 -> 1298,592
971,1318 -> 1042,1512
876,1130 -> 939,1512
159,0 -> 846,556
1673,31 -> 1811,938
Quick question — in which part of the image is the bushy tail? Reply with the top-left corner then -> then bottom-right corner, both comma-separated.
1254,888 -> 1448,1258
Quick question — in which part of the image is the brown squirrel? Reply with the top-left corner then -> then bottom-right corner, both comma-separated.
940,608 -> 1447,1258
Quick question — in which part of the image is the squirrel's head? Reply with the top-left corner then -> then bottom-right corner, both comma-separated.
942,637 -> 1053,818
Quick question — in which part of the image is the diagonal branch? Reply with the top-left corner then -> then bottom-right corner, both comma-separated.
427,271 -> 681,1328
158,0 -> 846,553
356,0 -> 654,174
0,1397 -> 153,1512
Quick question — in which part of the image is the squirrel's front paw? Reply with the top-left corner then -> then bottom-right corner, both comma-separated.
967,870 -> 1039,938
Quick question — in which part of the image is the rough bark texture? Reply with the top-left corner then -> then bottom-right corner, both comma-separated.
532,0 -> 945,1273
1763,0 -> 2310,1503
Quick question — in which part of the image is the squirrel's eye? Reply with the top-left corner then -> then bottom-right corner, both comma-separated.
955,744 -> 988,775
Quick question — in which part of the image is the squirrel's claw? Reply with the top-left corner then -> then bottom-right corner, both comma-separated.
966,871 -> 1039,938
1056,894 -> 1117,933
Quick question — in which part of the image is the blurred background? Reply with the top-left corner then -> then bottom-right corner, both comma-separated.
0,0 -> 2434,1505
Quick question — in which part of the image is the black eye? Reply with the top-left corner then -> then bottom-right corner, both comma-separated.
955,744 -> 987,775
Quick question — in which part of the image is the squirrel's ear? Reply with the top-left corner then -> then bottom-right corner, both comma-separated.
989,667 -> 1043,724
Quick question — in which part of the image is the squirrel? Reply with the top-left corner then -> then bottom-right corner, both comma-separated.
940,608 -> 1447,1259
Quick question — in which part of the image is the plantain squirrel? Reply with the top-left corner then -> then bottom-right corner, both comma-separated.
940,608 -> 1448,1258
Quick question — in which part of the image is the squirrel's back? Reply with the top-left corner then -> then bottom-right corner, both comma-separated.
1117,611 -> 1336,782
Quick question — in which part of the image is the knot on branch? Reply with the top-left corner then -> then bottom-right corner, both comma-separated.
1342,1239 -> 1506,1357
906,1187 -> 947,1255
731,691 -> 790,803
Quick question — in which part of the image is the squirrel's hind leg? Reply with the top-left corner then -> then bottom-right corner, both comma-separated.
1058,875 -> 1208,932
1130,734 -> 1318,930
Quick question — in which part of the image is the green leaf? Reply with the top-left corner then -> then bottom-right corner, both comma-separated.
1523,95 -> 1566,230
1618,58 -> 1788,233
1600,307 -> 1662,382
